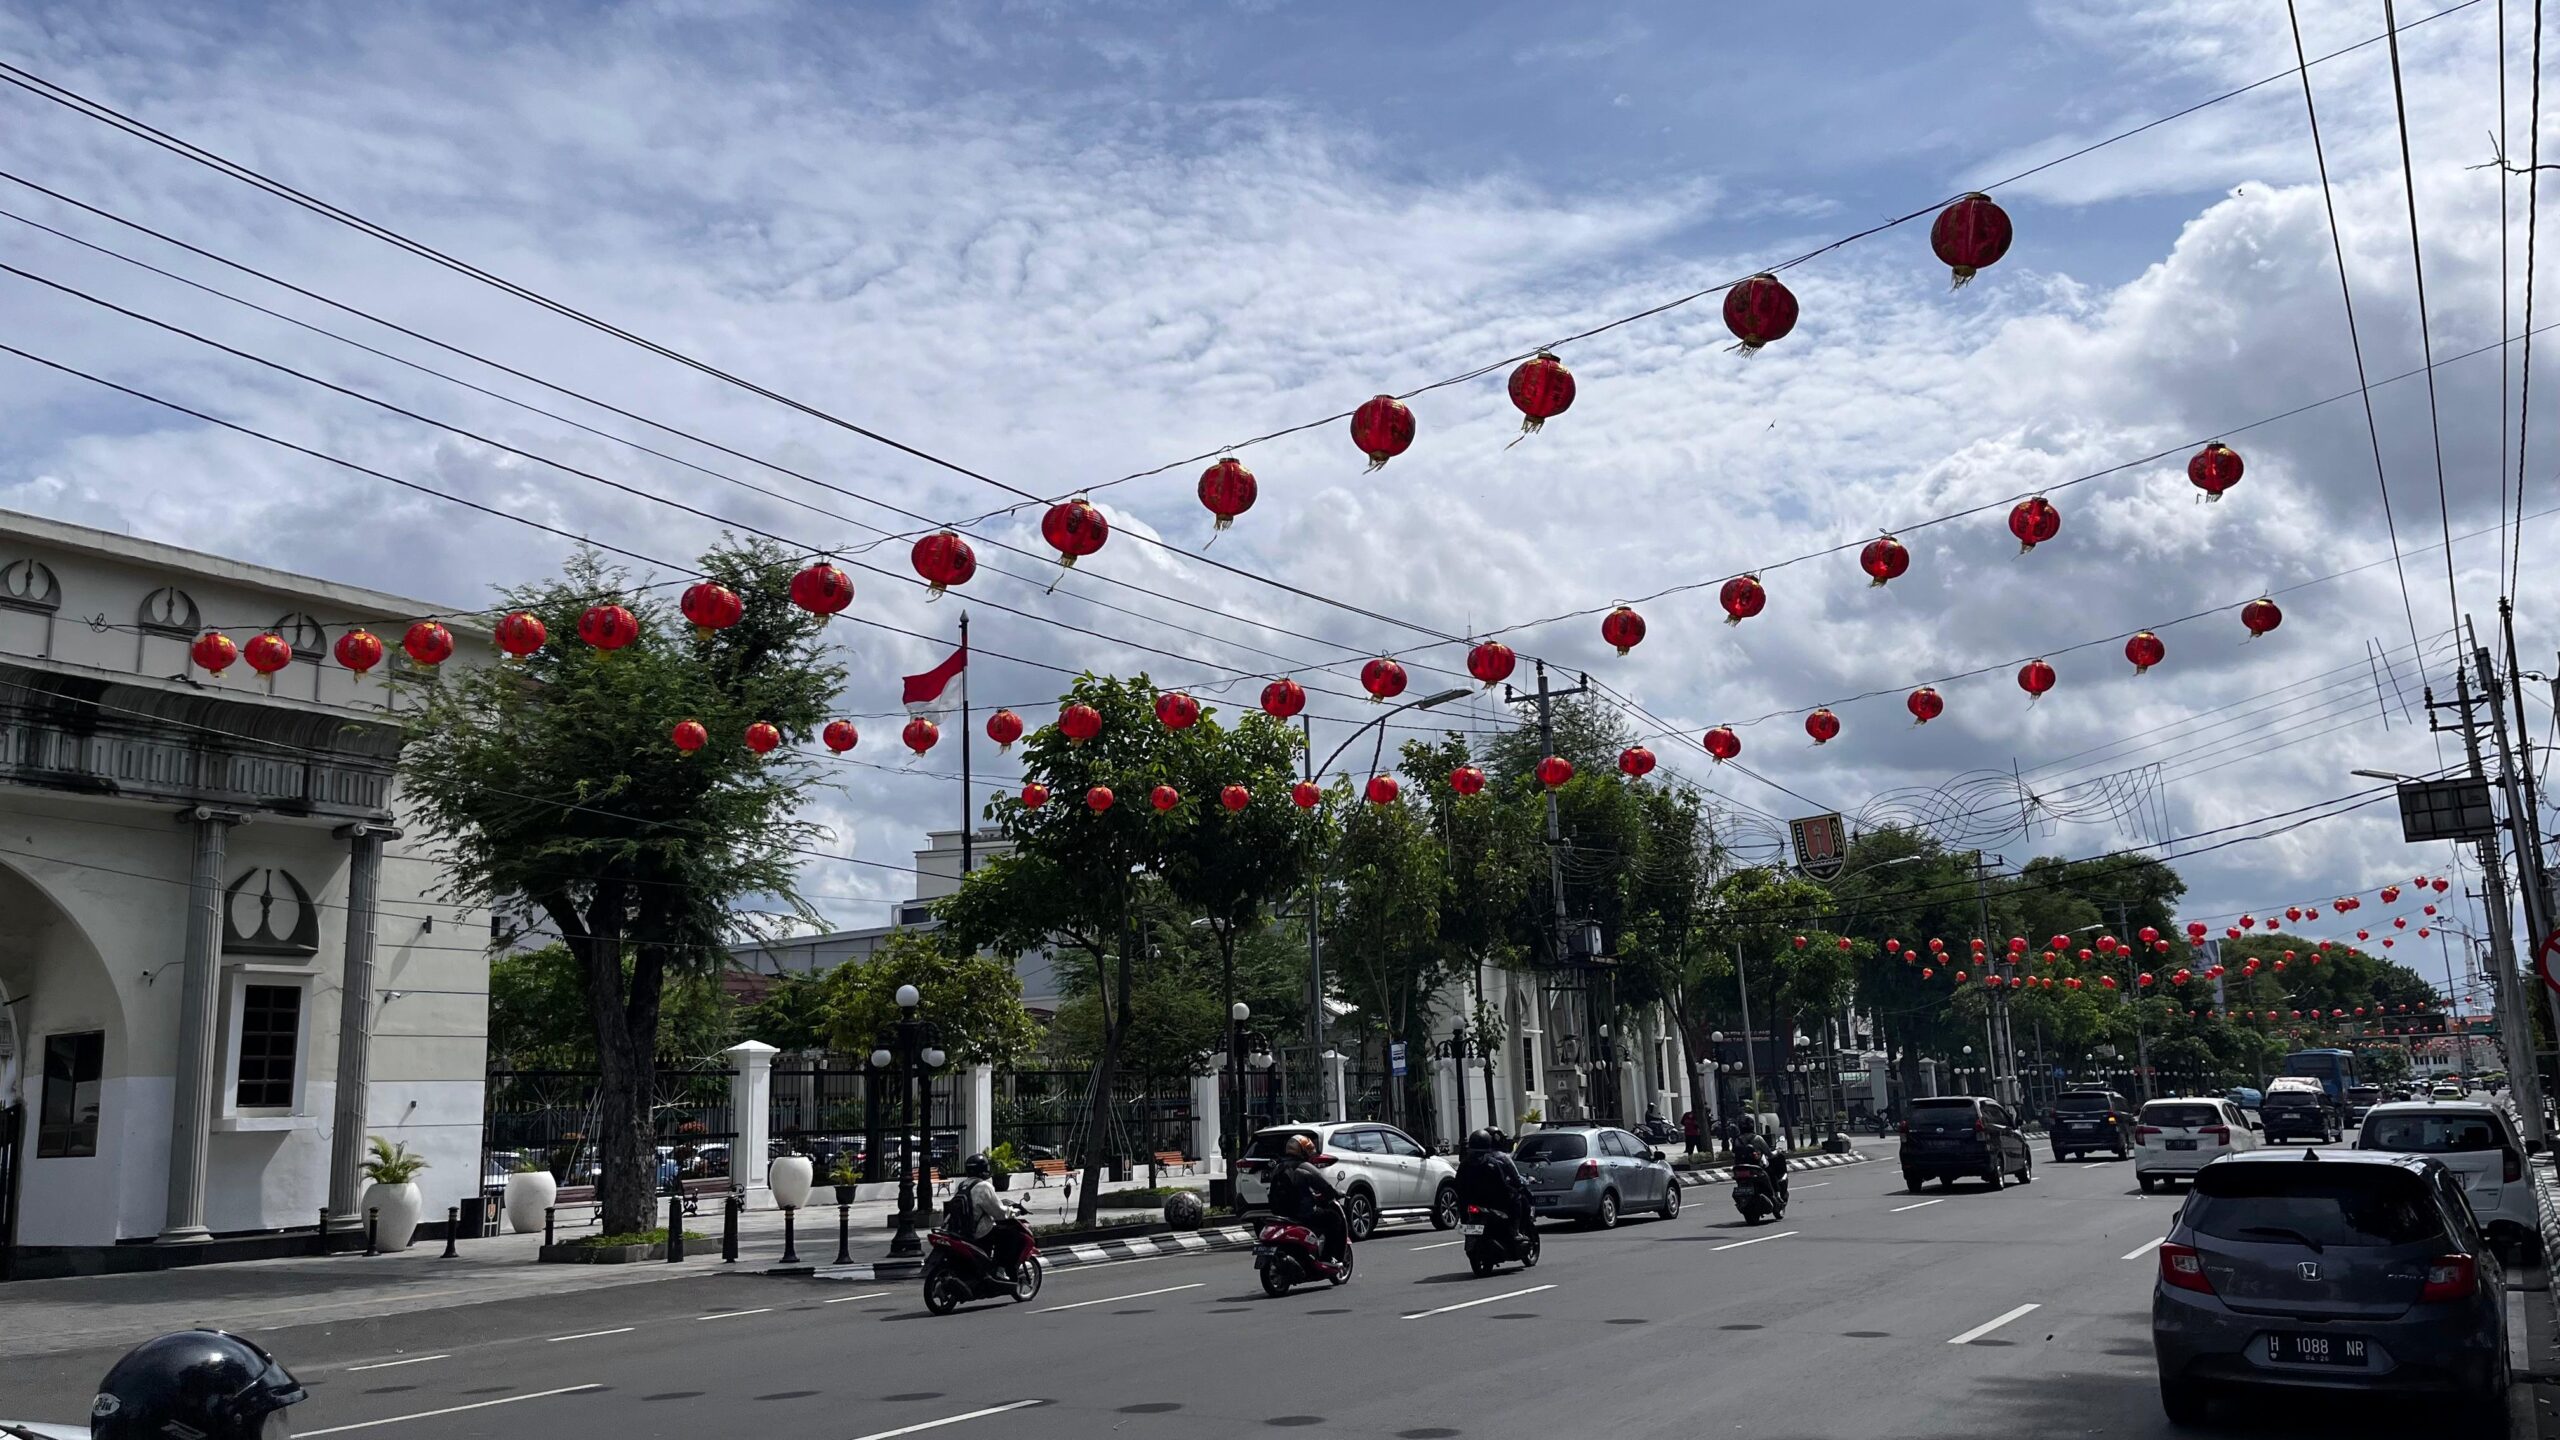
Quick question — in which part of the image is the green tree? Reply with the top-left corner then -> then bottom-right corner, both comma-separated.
1329,783 -> 1451,1123
731,969 -> 833,1054
819,930 -> 1039,1065
1157,702 -> 1323,1048
489,943 -> 734,1068
402,542 -> 841,1233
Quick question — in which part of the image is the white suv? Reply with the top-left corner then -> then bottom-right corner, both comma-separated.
1236,1122 -> 1461,1240
2133,1096 -> 2259,1191
2357,1100 -> 2544,1260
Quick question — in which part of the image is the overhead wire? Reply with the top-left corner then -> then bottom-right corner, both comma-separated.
2380,0 -> 2470,632
2512,0 -> 2547,590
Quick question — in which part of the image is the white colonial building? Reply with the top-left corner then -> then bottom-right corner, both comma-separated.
0,508 -> 490,1275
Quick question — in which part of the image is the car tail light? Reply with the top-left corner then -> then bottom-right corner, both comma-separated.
2506,1149 -> 2524,1184
1314,1154 -> 1337,1167
2159,1241 -> 2215,1294
2136,1125 -> 2162,1140
2107,1114 -> 2119,1123
2201,1126 -> 2231,1145
1973,1119 -> 1985,1134
1898,1118 -> 1911,1135
2420,1254 -> 2478,1303
1575,1159 -> 1602,1180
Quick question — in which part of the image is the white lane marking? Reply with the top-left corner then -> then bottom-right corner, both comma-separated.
2121,1236 -> 2167,1261
344,1355 -> 448,1372
1402,1283 -> 1556,1320
544,1327 -> 634,1342
1036,1281 -> 1204,1313
823,1290 -> 892,1304
301,1385 -> 601,1435
1411,1240 -> 1463,1250
1948,1302 -> 2042,1345
1711,1230 -> 1799,1251
1798,1182 -> 1831,1189
848,1400 -> 1047,1440
1889,1199 -> 1943,1213
698,1307 -> 774,1320
2510,1288 -> 2530,1377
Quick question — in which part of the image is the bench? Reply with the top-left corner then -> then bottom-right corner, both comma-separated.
547,1175 -> 732,1227
1029,1158 -> 1071,1186
1151,1150 -> 1194,1176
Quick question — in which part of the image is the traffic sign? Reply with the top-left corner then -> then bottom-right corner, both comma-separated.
1389,1041 -> 1408,1077
2537,931 -> 2560,997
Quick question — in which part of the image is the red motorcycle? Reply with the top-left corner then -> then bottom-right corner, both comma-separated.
1255,1199 -> 1354,1296
920,1211 -> 1043,1314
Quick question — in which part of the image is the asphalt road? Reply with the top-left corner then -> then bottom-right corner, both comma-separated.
0,1139 -> 2522,1438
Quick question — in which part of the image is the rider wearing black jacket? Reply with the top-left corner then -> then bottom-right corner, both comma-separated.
1265,1134 -> 1348,1264
1453,1128 -> 1535,1239
1732,1127 -> 1790,1206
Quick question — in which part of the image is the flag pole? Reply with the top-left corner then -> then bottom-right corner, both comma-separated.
958,611 -> 972,881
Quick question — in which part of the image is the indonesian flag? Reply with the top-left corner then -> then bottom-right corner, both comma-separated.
902,643 -> 967,710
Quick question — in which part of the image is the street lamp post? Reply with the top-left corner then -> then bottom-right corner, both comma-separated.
883,983 -> 943,1258
1447,1024 -> 1473,1142
1227,1002 -> 1250,1191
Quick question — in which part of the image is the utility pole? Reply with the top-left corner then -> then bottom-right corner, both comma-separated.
2110,900 -> 2155,1102
957,612 -> 972,879
1968,851 -> 2018,1109
2474,622 -> 2560,1137
1505,661 -> 1594,1114
1733,942 -> 1760,1133
2430,663 -> 2549,1144
1301,713 -> 1322,1068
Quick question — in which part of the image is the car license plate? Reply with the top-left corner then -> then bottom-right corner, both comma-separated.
2166,1139 -> 2197,1150
2269,1333 -> 2367,1367
1460,1224 -> 1486,1235
1253,1244 -> 1274,1257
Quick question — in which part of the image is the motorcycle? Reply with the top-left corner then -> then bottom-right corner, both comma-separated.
1732,1162 -> 1785,1224
1458,1201 -> 1541,1275
920,1205 -> 1043,1314
1255,1205 -> 1355,1296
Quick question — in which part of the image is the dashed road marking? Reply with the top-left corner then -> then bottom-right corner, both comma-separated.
1037,1282 -> 1204,1313
544,1328 -> 635,1342
1948,1302 -> 2041,1345
698,1307 -> 774,1321
1411,1240 -> 1462,1250
344,1355 -> 447,1372
301,1385 -> 602,1434
848,1399 -> 1048,1440
1889,1199 -> 1943,1213
824,1291 -> 893,1304
1710,1230 -> 1798,1251
1402,1283 -> 1555,1320
2122,1236 -> 2167,1260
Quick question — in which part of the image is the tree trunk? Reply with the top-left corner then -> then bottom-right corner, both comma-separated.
1074,929 -> 1134,1228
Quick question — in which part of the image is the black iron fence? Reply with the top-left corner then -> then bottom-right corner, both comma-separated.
995,1065 -> 1192,1165
481,1062 -> 736,1185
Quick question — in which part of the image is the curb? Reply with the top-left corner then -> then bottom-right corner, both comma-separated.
1668,1150 -> 1874,1187
794,1224 -> 1260,1282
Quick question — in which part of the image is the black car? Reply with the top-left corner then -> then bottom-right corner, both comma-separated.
2260,1084 -> 2340,1143
2049,1089 -> 2138,1160
1900,1096 -> 2034,1190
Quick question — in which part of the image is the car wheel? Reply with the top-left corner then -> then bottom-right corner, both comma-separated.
1984,1161 -> 2005,1191
2016,1153 -> 2033,1184
1660,1181 -> 1682,1219
1343,1188 -> 1377,1242
2114,1146 -> 2128,1160
2157,1379 -> 2210,1428
1594,1191 -> 1620,1230
1903,1171 -> 1923,1193
1429,1183 -> 1459,1232
2055,1148 -> 2072,1163
2137,1174 -> 2155,1193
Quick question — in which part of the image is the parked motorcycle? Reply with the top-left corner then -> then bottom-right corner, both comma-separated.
1255,1210 -> 1355,1296
1732,1161 -> 1785,1224
920,1206 -> 1043,1313
1458,1202 -> 1541,1275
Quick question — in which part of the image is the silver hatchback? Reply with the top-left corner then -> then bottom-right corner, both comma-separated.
1511,1124 -> 1681,1229
2151,1149 -> 2508,1431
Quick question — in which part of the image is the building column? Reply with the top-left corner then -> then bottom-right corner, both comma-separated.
327,823 -> 398,1228
726,1041 -> 777,1208
1320,1050 -> 1348,1123
1188,1070 -> 1220,1170
162,807 -> 245,1243
961,1063 -> 994,1161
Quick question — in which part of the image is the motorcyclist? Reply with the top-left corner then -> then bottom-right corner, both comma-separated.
946,1154 -> 1024,1281
86,1329 -> 306,1440
1264,1133 -> 1348,1265
1732,1125 -> 1790,1207
1453,1127 -> 1535,1243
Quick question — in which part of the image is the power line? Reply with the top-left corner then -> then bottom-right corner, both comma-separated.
2512,0 -> 2547,590
2381,0 -> 2469,633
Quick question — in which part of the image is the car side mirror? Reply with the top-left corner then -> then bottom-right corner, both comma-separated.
1648,1149 -> 1666,1162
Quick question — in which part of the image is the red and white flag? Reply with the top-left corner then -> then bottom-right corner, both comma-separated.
902,643 -> 967,711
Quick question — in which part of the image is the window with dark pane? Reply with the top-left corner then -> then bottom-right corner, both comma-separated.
235,985 -> 301,1109
38,1030 -> 103,1157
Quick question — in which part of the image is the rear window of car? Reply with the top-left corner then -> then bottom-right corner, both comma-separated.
2142,1103 -> 2223,1129
1907,1100 -> 1978,1128
2347,1087 -> 2382,1103
2187,1165 -> 2445,1248
1244,1130 -> 1315,1161
2261,1089 -> 2320,1108
1515,1132 -> 1590,1161
2361,1113 -> 2504,1153
2054,1093 -> 2116,1113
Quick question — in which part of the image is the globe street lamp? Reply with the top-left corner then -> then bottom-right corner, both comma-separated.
1224,1002 -> 1251,1200
883,983 -> 941,1257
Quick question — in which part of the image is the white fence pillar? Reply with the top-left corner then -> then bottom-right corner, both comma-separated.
1190,1070 -> 1221,1168
725,1040 -> 777,1208
962,1064 -> 994,1161
1321,1050 -> 1348,1123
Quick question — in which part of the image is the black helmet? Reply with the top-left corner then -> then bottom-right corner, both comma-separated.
1464,1127 -> 1496,1153
93,1330 -> 305,1440
963,1153 -> 991,1179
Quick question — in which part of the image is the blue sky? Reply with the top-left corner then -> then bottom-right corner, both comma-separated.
0,0 -> 2545,987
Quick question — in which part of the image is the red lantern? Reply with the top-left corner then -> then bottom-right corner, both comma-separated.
1451,765 -> 1487,796
1221,784 -> 1251,812
1954,971 -> 1967,983
1600,606 -> 1646,656
334,628 -> 385,674
577,604 -> 638,651
745,722 -> 782,756
1088,786 -> 1115,812
2241,596 -> 2283,639
823,720 -> 859,753
2017,658 -> 2055,699
1366,774 -> 1400,805
402,621 -> 454,667
1507,351 -> 1576,435
1931,192 -> 2013,287
1349,394 -> 1415,471
1842,938 -> 1856,952
1907,686 -> 1944,724
2101,975 -> 2118,989
1155,692 -> 1201,730
1805,708 -> 1841,745
1197,458 -> 1257,533
985,709 -> 1023,752
911,532 -> 977,594
1617,746 -> 1656,778
1887,939 -> 1902,953
1150,785 -> 1181,812
1261,678 -> 1306,720
1924,969 -> 1936,980
2009,937 -> 2028,953
1021,782 -> 1049,809
681,581 -> 744,631
1041,498 -> 1110,569
1794,936 -> 1808,950
1722,272 -> 1798,352
1360,658 -> 1408,702
243,632 -> 293,675
1537,755 -> 1576,788
2187,442 -> 2243,501
189,631 -> 237,676
1928,939 -> 1945,953
1859,534 -> 1910,588
2138,925 -> 2159,945
1703,726 -> 1741,762
1291,781 -> 1321,809
788,563 -> 854,616
2138,972 -> 2154,987
494,611 -> 546,658
2434,877 -> 2450,892
1719,574 -> 1766,625
901,718 -> 940,755
671,719 -> 708,753
1467,641 -> 1516,689
1060,703 -> 1103,744
2124,630 -> 2165,675
2097,936 -> 2117,954
2007,496 -> 2061,553
2186,922 -> 2207,940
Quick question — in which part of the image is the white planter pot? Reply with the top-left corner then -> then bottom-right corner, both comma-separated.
361,1181 -> 423,1252
769,1155 -> 814,1209
503,1171 -> 558,1234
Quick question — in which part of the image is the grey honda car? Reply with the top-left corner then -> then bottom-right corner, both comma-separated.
1511,1124 -> 1680,1228
2151,1149 -> 2508,1431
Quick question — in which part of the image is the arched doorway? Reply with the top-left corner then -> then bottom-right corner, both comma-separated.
0,856 -> 124,1264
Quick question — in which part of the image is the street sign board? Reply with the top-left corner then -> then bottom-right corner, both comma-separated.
2395,778 -> 2497,843
2538,931 -> 2560,998
1389,1041 -> 1408,1077
1790,813 -> 1848,880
